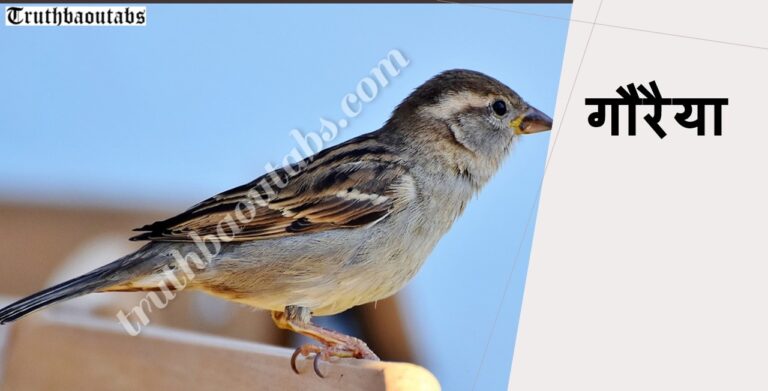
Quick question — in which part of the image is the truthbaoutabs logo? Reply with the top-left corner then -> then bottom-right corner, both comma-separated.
5,6 -> 146,26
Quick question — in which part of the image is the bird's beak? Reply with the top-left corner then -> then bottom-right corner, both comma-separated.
510,106 -> 553,135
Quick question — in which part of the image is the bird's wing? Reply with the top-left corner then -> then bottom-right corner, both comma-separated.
130,136 -> 415,242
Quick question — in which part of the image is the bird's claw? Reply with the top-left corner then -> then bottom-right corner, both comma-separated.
313,353 -> 324,377
291,344 -> 324,376
290,342 -> 380,377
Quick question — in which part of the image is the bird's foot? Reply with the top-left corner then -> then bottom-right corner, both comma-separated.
290,337 -> 379,377
273,307 -> 379,377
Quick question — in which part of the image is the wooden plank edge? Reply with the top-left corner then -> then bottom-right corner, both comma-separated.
0,309 -> 440,391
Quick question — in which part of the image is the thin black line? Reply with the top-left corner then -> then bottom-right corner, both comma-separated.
437,1 -> 574,21
4,0 -> 574,3
543,5 -> 601,175
469,1 -> 604,389
591,21 -> 768,51
437,1 -> 768,51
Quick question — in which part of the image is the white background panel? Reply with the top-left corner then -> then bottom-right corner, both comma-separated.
510,1 -> 768,389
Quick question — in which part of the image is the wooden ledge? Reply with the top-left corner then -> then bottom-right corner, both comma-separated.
0,310 -> 439,391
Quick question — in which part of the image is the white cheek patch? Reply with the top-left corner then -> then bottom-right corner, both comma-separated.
419,91 -> 489,120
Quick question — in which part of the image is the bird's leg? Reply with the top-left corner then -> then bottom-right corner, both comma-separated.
272,305 -> 379,377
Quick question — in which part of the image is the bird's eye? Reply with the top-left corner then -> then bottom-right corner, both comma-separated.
492,100 -> 507,116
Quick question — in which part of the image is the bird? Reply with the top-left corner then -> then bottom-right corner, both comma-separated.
0,69 -> 552,377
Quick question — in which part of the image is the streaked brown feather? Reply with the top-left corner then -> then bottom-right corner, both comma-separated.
131,135 -> 414,242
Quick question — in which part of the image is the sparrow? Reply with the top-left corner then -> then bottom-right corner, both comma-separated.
0,69 -> 552,377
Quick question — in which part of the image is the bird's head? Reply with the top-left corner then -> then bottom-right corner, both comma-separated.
387,69 -> 552,186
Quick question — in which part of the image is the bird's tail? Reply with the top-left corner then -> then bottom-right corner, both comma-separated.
0,244 -> 163,325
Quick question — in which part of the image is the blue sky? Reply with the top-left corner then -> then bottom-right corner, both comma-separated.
0,4 -> 570,390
